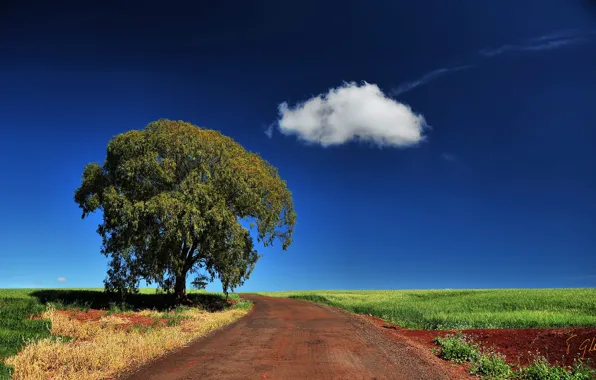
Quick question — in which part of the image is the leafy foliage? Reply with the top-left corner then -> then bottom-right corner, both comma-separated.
190,274 -> 209,290
470,351 -> 514,379
434,332 -> 480,363
74,120 -> 296,300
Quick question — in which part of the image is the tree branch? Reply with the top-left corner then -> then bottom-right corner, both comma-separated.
182,240 -> 199,274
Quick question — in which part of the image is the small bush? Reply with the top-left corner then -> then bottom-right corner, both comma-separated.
434,332 -> 480,363
470,351 -> 514,379
519,356 -> 596,380
570,359 -> 596,379
108,302 -> 132,313
231,299 -> 253,311
174,305 -> 190,313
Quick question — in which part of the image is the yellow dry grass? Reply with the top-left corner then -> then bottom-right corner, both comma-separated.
6,306 -> 249,380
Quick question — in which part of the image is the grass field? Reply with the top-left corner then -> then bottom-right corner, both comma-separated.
256,288 -> 596,330
0,288 -> 246,379
0,290 -> 51,378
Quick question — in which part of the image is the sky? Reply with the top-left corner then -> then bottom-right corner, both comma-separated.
1,0 -> 595,291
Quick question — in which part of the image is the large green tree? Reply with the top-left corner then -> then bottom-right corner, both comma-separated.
74,119 -> 295,301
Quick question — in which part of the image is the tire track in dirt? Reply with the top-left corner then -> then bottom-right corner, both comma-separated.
120,295 -> 468,380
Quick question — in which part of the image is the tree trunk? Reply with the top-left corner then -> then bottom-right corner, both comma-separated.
174,274 -> 187,303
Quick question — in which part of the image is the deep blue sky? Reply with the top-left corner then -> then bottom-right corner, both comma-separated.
1,0 -> 595,291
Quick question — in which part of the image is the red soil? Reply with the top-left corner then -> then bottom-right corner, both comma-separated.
363,315 -> 596,369
57,309 -> 169,330
58,309 -> 107,322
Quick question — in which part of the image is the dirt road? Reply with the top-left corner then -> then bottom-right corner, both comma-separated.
121,295 -> 466,380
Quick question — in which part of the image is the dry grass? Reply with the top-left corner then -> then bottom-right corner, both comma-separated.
6,306 -> 249,380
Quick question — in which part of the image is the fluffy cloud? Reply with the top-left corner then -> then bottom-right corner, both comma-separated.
276,82 -> 426,147
57,277 -> 67,282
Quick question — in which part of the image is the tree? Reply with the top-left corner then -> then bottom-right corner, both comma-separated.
190,274 -> 209,290
74,119 -> 296,302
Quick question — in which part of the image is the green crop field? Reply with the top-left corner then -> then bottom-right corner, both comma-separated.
0,289 -> 51,379
256,288 -> 596,330
0,288 -> 241,379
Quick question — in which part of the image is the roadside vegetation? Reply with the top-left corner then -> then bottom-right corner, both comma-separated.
256,289 -> 596,329
0,288 -> 251,380
435,332 -> 596,379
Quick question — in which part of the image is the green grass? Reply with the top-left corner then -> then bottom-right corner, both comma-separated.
231,298 -> 253,311
256,289 -> 596,329
0,290 -> 51,379
0,288 -> 246,379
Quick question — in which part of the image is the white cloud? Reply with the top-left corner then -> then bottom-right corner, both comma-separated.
57,277 -> 67,282
276,81 -> 427,148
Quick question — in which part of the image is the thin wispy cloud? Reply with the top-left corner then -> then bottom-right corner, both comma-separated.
264,123 -> 274,138
441,153 -> 457,162
277,81 -> 427,148
530,29 -> 582,42
391,29 -> 594,96
479,30 -> 591,57
392,65 -> 472,96
57,277 -> 67,282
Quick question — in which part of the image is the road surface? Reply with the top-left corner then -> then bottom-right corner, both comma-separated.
121,294 -> 465,380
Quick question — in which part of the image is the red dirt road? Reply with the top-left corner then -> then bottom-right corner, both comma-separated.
121,295 -> 467,380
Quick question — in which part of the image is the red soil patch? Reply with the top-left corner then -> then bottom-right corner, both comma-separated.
57,309 -> 169,330
226,299 -> 239,306
363,315 -> 596,369
58,309 -> 107,322
119,314 -> 169,329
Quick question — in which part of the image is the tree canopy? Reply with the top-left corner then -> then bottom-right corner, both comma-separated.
74,119 -> 296,301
